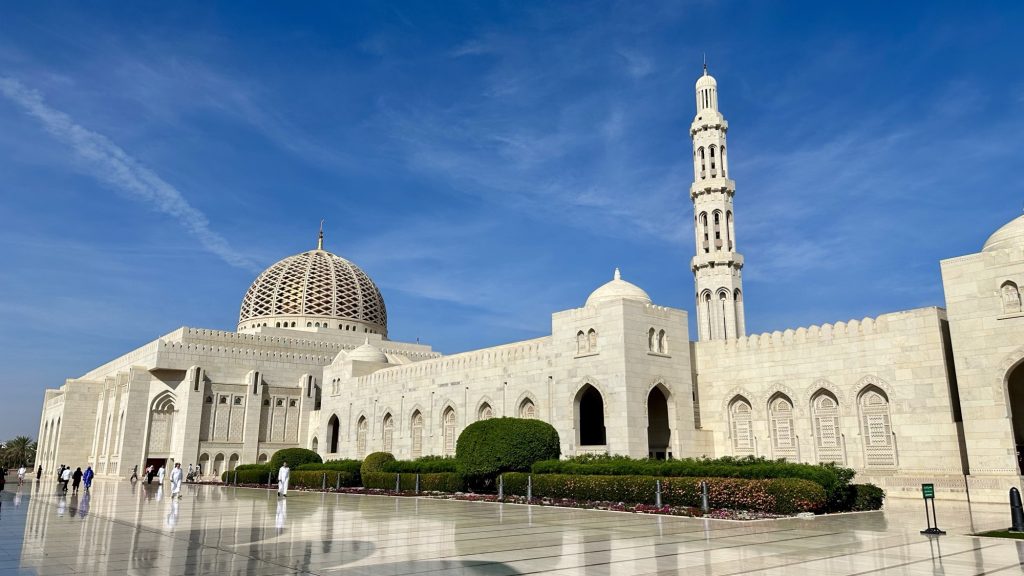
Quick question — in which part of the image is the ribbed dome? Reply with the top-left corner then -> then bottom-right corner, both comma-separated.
348,340 -> 389,364
983,215 -> 1024,252
696,69 -> 717,89
585,268 -> 652,307
238,248 -> 387,335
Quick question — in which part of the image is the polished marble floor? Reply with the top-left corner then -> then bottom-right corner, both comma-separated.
2,474 -> 1024,575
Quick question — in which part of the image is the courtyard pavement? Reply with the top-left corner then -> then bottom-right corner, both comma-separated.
1,475 -> 1024,575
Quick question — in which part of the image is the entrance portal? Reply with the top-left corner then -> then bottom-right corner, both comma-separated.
1009,363 -> 1024,473
576,384 -> 606,446
647,387 -> 671,459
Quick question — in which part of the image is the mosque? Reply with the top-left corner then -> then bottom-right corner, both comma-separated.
35,67 -> 1024,503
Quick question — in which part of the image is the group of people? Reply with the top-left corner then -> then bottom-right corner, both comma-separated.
55,464 -> 94,494
128,462 -> 185,498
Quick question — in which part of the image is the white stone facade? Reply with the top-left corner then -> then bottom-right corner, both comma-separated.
35,68 -> 1024,503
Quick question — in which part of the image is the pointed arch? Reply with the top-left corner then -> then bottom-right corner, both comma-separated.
1002,280 -> 1021,314
382,413 -> 395,453
326,413 -> 340,453
767,392 -> 796,461
441,406 -> 457,456
576,330 -> 586,355
356,416 -> 368,457
409,409 -> 425,459
858,385 -> 895,467
648,327 -> 656,351
575,383 -> 606,446
647,384 -> 671,459
728,395 -> 754,455
587,328 -> 597,353
811,389 -> 844,464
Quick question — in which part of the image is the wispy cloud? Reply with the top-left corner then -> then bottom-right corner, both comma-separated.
0,76 -> 257,271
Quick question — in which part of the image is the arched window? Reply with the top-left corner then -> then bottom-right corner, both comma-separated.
587,329 -> 597,352
721,146 -> 727,177
442,408 -> 457,456
382,414 -> 394,453
327,414 -> 340,453
709,144 -> 717,176
728,396 -> 754,455
719,290 -> 731,339
734,289 -> 744,336
478,402 -> 493,421
698,147 -> 706,179
519,398 -> 536,419
576,331 -> 586,355
713,210 -> 722,250
356,416 -> 368,457
699,212 -> 710,253
228,453 -> 239,472
575,384 -> 606,446
306,322 -> 312,327
725,211 -> 734,251
768,394 -> 796,461
648,327 -> 656,351
702,291 -> 713,340
657,330 -> 667,354
812,391 -> 844,464
258,452 -> 268,464
410,411 -> 424,458
860,387 -> 895,467
1003,281 -> 1022,314
647,386 -> 670,459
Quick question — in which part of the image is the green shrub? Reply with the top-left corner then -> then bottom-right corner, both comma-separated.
269,448 -> 322,471
503,473 -> 826,514
361,452 -> 396,479
532,455 -> 852,507
296,459 -> 363,484
383,456 -> 459,474
363,471 -> 464,492
288,470 -> 359,490
848,483 -> 885,511
456,418 -> 560,484
221,465 -> 274,484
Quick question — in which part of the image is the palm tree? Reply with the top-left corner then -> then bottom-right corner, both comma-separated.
2,436 -> 36,468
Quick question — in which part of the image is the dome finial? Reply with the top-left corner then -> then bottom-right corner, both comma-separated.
703,52 -> 708,75
317,219 -> 324,250
613,267 -> 621,280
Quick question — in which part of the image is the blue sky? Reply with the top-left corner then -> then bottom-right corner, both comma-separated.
1,1 -> 1021,439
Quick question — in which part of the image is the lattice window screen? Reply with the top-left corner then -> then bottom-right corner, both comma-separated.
813,395 -> 844,464
861,391 -> 896,467
411,413 -> 424,458
443,409 -> 457,456
356,418 -> 368,457
382,415 -> 394,453
478,404 -> 493,420
519,400 -> 536,419
769,397 -> 797,461
730,400 -> 754,455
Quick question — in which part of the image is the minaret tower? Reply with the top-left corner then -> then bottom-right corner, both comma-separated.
691,64 -> 745,341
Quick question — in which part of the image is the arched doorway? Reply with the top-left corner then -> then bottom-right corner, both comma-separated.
647,386 -> 670,459
1008,363 -> 1024,473
576,384 -> 606,446
327,414 -> 340,454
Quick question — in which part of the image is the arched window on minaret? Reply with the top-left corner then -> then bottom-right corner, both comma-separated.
713,211 -> 723,251
709,145 -> 717,177
719,290 -> 730,339
734,289 -> 745,337
702,291 -> 713,340
725,211 -> 734,251
699,212 -> 710,253
721,146 -> 728,177
698,147 -> 706,179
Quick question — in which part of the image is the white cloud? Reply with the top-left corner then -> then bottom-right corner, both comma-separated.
0,76 -> 257,271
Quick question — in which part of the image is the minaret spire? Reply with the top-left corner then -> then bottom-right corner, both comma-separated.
690,66 -> 745,341
317,219 -> 324,250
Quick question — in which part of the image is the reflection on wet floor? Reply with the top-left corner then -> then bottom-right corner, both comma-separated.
1,475 -> 1023,575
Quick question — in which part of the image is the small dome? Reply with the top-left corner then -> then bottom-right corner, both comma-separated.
696,67 -> 717,89
347,340 -> 388,364
983,215 -> 1024,252
585,268 -> 652,307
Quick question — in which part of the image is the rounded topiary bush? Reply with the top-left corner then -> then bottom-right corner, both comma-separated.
456,418 -> 560,485
270,448 -> 322,471
361,452 -> 396,479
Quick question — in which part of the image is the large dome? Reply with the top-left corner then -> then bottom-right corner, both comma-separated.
585,268 -> 652,307
983,214 -> 1024,253
238,247 -> 387,335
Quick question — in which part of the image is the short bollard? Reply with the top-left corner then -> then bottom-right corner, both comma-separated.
321,472 -> 327,490
395,474 -> 401,493
701,481 -> 710,513
498,475 -> 504,501
655,480 -> 662,508
335,473 -> 341,490
1010,487 -> 1024,532
527,475 -> 533,501
415,474 -> 420,494
267,472 -> 272,488
233,470 -> 238,485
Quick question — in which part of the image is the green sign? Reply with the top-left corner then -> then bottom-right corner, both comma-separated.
922,483 -> 935,499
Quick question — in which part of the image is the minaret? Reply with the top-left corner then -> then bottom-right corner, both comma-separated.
691,65 -> 746,341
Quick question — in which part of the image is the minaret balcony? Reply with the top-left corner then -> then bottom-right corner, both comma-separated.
690,178 -> 735,198
690,117 -> 728,136
691,251 -> 744,271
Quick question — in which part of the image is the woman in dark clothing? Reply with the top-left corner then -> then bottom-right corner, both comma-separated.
71,468 -> 83,494
36,465 -> 42,481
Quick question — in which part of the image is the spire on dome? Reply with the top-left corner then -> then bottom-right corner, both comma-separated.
613,267 -> 621,280
703,52 -> 707,75
317,219 -> 324,250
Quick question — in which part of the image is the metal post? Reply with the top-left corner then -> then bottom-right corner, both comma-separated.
233,470 -> 238,485
322,472 -> 327,490
395,473 -> 400,493
335,473 -> 341,490
498,475 -> 504,501
701,481 -> 710,513
655,480 -> 662,508
267,472 -> 272,488
527,475 -> 532,501
1010,487 -> 1024,532
415,474 -> 420,494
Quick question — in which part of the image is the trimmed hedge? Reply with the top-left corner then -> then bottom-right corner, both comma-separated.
532,455 -> 853,508
362,471 -> 464,492
847,483 -> 885,511
289,470 -> 360,489
222,465 -> 274,484
456,418 -> 560,482
270,448 -> 322,471
361,452 -> 395,479
296,459 -> 363,484
383,456 -> 459,474
503,473 -> 826,514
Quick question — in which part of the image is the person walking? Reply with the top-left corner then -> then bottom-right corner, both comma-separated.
187,464 -> 194,483
36,465 -> 42,481
145,465 -> 155,484
18,466 -> 26,486
157,465 -> 165,484
130,465 -> 138,483
60,466 -> 71,493
83,466 -> 94,492
170,463 -> 183,499
277,461 -> 290,498
71,467 -> 83,494
0,470 -> 6,493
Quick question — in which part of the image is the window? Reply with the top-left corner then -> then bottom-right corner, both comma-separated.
205,396 -> 213,404
289,399 -> 297,407
860,387 -> 895,468
307,322 -> 312,327
382,414 -> 394,453
812,391 -> 844,464
729,397 -> 754,455
587,329 -> 597,352
233,397 -> 242,406
442,408 -> 457,456
276,399 -> 284,407
657,330 -> 667,354
478,403 -> 493,421
411,411 -> 424,459
1002,281 -> 1022,314
219,396 -> 227,404
768,394 -> 796,461
356,417 -> 368,457
263,399 -> 270,406
648,327 -> 656,351
576,331 -> 586,355
519,399 -> 536,419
